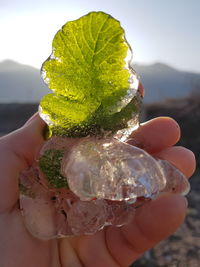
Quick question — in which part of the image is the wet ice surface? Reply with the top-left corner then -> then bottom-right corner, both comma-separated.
19,137 -> 190,239
62,138 -> 166,201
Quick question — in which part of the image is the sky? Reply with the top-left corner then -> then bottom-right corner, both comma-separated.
0,0 -> 200,73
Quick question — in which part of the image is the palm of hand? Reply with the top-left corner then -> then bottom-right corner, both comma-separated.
0,115 -> 195,267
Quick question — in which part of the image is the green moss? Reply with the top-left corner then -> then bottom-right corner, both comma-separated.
39,149 -> 68,188
19,182 -> 35,198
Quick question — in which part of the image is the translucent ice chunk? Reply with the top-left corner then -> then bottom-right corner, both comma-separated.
158,159 -> 190,195
19,136 -> 190,239
105,200 -> 135,226
19,168 -> 136,238
20,166 -> 58,239
67,199 -> 108,235
61,138 -> 167,201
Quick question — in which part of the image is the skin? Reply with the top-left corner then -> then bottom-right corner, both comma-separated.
0,114 -> 196,267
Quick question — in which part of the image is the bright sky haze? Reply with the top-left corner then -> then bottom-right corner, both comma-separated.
0,0 -> 200,72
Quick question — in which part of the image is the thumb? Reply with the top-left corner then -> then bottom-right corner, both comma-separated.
0,113 -> 46,212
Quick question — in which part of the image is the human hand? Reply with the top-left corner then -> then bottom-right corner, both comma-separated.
0,114 -> 195,267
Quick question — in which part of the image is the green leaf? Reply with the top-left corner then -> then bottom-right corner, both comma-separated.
39,149 -> 68,188
40,11 -> 139,136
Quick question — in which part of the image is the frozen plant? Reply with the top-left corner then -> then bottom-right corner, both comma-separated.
19,12 -> 190,239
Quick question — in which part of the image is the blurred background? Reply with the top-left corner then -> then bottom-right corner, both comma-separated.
0,0 -> 200,266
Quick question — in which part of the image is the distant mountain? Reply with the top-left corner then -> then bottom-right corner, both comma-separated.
134,62 -> 200,103
0,60 -> 200,103
0,60 -> 49,103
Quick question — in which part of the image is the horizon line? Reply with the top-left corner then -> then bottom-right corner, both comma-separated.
0,58 -> 200,75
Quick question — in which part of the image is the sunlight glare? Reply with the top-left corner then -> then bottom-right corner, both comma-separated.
0,11 -> 81,68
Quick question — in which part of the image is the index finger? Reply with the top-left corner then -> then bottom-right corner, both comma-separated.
128,117 -> 181,154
